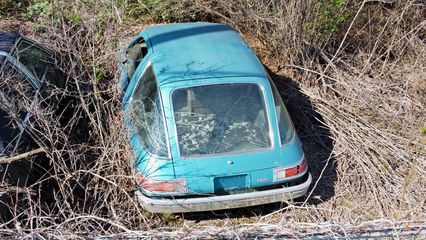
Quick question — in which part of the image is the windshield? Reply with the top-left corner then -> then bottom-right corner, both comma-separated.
172,83 -> 271,157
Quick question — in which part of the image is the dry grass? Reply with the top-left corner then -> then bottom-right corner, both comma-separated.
184,0 -> 426,220
0,0 -> 425,238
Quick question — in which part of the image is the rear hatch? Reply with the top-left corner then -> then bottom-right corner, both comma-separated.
165,80 -> 284,195
172,149 -> 283,195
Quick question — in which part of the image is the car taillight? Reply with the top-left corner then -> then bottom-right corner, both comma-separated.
274,157 -> 308,181
135,172 -> 187,193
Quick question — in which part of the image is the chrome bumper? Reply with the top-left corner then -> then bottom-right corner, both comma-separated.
136,173 -> 312,213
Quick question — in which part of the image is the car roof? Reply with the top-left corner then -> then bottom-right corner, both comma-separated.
0,31 -> 18,54
143,22 -> 266,85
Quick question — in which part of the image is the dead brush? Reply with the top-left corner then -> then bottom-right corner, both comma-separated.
297,55 -> 426,220
21,3 -> 156,235
179,0 -> 426,224
0,0 -> 425,238
0,1 -> 155,236
181,0 -> 316,65
275,0 -> 425,222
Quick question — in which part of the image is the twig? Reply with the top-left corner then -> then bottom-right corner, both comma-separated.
0,147 -> 45,164
364,0 -> 394,3
323,1 -> 366,73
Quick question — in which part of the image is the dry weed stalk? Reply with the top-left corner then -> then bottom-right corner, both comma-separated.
0,0 -> 425,238
179,0 -> 426,224
1,1 -> 154,236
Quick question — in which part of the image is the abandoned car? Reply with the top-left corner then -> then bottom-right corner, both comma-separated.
0,31 -> 65,187
119,22 -> 312,213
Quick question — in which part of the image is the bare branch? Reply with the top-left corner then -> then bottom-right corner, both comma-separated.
0,147 -> 45,164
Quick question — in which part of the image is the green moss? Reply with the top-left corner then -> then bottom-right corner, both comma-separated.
378,162 -> 392,176
161,212 -> 182,225
343,194 -> 354,209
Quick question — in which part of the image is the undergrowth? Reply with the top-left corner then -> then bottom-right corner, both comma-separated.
0,0 -> 425,238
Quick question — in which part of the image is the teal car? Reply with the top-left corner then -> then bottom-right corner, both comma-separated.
119,22 -> 312,213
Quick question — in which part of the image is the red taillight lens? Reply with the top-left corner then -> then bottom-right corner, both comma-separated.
135,172 -> 187,193
299,157 -> 308,173
274,157 -> 308,181
285,165 -> 299,177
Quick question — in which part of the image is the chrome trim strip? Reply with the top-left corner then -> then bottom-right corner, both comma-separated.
12,38 -> 54,57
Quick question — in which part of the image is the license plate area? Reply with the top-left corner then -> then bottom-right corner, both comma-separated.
214,175 -> 249,194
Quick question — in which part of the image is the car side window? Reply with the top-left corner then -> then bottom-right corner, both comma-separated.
268,76 -> 295,145
126,38 -> 148,80
130,64 -> 169,158
13,40 -> 52,79
0,63 -> 36,155
43,65 -> 66,89
13,40 -> 65,88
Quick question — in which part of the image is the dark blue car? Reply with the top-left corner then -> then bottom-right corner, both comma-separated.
0,32 -> 65,186
119,23 -> 312,213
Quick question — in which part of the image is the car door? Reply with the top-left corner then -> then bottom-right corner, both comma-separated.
0,59 -> 40,187
0,58 -> 40,153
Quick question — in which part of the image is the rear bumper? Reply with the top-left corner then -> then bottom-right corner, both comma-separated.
136,173 -> 312,213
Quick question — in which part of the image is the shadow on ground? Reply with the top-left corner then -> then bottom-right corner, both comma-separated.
269,69 -> 337,205
183,69 -> 336,221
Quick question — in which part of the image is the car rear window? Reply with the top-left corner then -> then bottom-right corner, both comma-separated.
172,83 -> 271,158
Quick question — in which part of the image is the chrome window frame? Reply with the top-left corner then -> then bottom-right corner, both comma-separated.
0,51 -> 40,89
